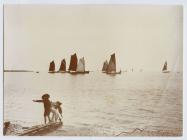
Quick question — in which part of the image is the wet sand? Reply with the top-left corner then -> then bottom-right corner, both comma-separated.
45,126 -> 182,136
4,123 -> 182,136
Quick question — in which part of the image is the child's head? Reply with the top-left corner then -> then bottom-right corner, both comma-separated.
42,94 -> 50,100
56,101 -> 62,106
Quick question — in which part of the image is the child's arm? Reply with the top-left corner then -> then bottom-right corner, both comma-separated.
58,106 -> 62,114
32,100 -> 43,102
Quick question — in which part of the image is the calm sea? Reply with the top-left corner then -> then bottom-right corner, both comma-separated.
4,71 -> 182,133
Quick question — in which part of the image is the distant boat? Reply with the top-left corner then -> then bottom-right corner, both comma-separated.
58,59 -> 66,73
49,60 -> 55,73
162,61 -> 170,73
68,54 -> 89,74
106,53 -> 121,74
102,60 -> 108,73
77,57 -> 85,72
68,53 -> 78,72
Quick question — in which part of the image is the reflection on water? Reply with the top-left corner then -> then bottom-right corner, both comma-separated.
4,71 -> 182,133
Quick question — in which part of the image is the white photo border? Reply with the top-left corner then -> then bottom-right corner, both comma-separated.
0,0 -> 186,140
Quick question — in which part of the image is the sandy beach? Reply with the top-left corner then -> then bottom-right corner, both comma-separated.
45,125 -> 182,136
4,122 -> 182,137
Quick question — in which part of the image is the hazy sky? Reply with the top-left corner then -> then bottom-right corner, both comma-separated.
4,5 -> 183,71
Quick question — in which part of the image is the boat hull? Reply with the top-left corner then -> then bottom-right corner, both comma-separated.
69,71 -> 89,74
48,71 -> 56,73
57,71 -> 67,73
18,122 -> 63,136
49,71 -> 68,73
162,70 -> 170,73
106,71 -> 121,75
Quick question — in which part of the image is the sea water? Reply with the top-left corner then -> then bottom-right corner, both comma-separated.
4,71 -> 182,133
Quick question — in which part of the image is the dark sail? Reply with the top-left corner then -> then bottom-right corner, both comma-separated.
162,61 -> 167,71
102,60 -> 108,71
68,53 -> 78,71
107,53 -> 116,72
49,61 -> 55,72
59,59 -> 66,71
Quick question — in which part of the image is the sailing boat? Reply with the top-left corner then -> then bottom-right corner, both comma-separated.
76,57 -> 89,74
162,61 -> 170,73
49,60 -> 55,73
77,57 -> 85,72
106,53 -> 121,74
58,59 -> 66,73
69,56 -> 89,74
102,60 -> 108,73
68,53 -> 78,72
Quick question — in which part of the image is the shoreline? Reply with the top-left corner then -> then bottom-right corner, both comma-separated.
45,125 -> 182,137
4,123 -> 182,136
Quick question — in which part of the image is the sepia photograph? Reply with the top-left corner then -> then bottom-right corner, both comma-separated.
3,3 -> 183,137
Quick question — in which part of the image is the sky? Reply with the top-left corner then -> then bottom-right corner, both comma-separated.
4,5 -> 183,72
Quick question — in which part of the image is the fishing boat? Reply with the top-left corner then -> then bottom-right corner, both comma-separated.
102,60 -> 108,73
48,60 -> 56,73
3,121 -> 62,136
68,53 -> 78,73
58,59 -> 66,73
75,57 -> 89,74
68,54 -> 89,74
106,53 -> 121,74
18,122 -> 63,136
162,61 -> 170,73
